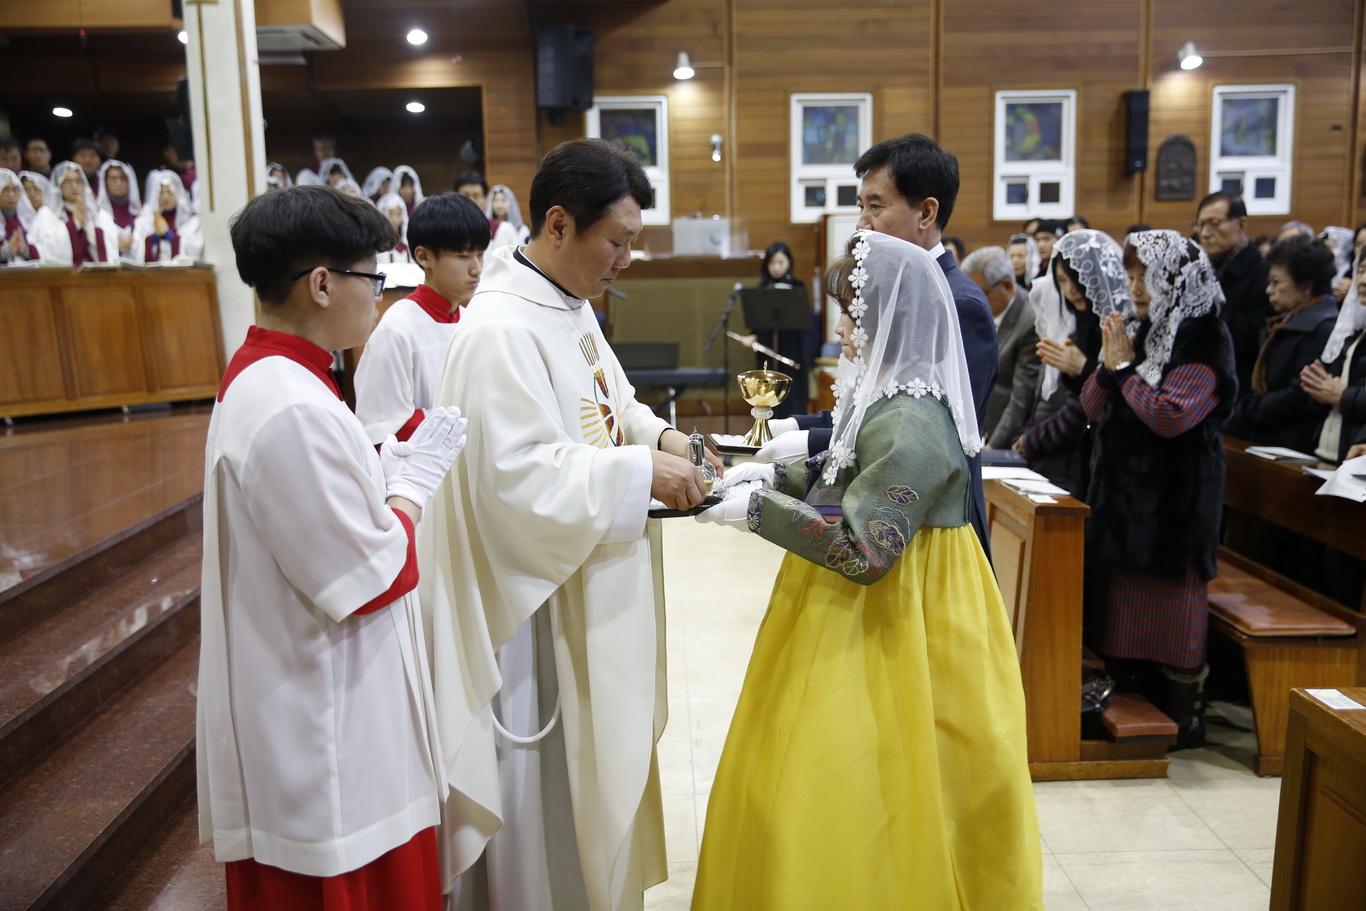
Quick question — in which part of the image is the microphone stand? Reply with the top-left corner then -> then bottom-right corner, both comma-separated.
704,283 -> 743,433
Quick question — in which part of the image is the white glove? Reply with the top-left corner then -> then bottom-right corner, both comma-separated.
721,460 -> 776,489
380,406 -> 468,510
755,429 -> 809,463
767,417 -> 800,436
694,490 -> 756,531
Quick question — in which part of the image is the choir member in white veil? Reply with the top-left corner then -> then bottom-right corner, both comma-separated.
134,169 -> 203,263
364,166 -> 394,203
96,160 -> 141,259
393,165 -> 425,215
30,161 -> 120,266
19,171 -> 49,224
484,184 -> 527,250
1,169 -> 38,263
375,193 -> 413,264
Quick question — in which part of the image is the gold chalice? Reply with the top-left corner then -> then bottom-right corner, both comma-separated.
738,365 -> 793,447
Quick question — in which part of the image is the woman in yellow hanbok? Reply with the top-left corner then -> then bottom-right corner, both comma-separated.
693,231 -> 1043,910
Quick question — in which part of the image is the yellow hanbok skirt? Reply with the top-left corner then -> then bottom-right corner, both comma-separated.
691,524 -> 1043,910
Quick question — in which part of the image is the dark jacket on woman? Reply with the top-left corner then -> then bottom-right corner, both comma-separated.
1085,314 -> 1237,581
1015,308 -> 1101,499
1225,295 -> 1337,452
1322,329 -> 1366,461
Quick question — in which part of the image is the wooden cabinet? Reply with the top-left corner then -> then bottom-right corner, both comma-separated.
1272,688 -> 1366,910
0,269 -> 225,418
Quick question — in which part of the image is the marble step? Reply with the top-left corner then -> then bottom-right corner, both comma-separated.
0,532 -> 202,789
99,797 -> 225,911
0,637 -> 198,911
0,496 -> 202,649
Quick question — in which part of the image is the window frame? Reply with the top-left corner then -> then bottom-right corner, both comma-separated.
587,94 -> 671,225
1208,83 -> 1295,216
790,92 -> 873,225
992,89 -> 1077,222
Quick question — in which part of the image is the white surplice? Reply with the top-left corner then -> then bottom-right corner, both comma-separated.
197,352 -> 446,877
419,245 -> 670,910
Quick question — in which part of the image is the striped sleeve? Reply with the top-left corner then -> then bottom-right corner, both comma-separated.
1119,363 -> 1219,439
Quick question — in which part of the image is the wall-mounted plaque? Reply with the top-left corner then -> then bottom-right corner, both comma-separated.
1155,135 -> 1197,201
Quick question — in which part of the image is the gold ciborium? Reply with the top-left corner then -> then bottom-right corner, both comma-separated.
738,364 -> 793,447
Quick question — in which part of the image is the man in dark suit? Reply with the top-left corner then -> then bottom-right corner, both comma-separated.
1195,191 -> 1267,398
768,133 -> 998,552
961,245 -> 1041,449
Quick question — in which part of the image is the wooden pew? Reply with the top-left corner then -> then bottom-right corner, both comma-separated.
1212,440 -> 1366,775
987,480 -> 1176,781
1,267 -> 225,418
1270,688 -> 1366,909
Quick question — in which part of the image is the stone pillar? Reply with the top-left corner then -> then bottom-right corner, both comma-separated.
182,0 -> 267,360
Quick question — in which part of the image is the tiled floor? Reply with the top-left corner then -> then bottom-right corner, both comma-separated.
647,520 -> 1279,911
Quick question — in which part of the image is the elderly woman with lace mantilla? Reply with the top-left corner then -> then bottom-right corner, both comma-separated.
690,231 -> 1042,911
1013,229 -> 1132,498
1082,230 -> 1237,750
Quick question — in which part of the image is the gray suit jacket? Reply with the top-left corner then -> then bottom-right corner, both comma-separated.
985,288 -> 1042,449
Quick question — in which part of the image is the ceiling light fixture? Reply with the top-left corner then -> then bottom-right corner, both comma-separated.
53,107 -> 73,118
177,30 -> 188,45
673,52 -> 694,80
1178,41 -> 1202,70
407,29 -> 428,46
406,101 -> 426,114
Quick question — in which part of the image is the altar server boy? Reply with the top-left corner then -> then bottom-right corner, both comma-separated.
354,192 -> 490,444
198,185 -> 466,910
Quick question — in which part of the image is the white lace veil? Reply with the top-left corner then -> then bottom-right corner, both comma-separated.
1320,226 -> 1356,279
1323,247 -> 1365,364
375,192 -> 409,246
1033,229 -> 1132,399
146,169 -> 193,215
265,161 -> 293,189
18,171 -> 49,231
317,157 -> 355,187
823,231 -> 979,484
96,159 -> 141,218
1009,233 -> 1040,287
362,167 -> 393,200
486,184 -> 525,230
391,165 -> 425,207
1124,229 -> 1225,387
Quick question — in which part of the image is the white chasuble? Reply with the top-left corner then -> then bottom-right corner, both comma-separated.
419,246 -> 670,910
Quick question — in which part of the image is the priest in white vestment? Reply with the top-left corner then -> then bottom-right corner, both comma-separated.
419,139 -> 716,911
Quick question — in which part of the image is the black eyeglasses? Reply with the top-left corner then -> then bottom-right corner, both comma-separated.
290,267 -> 387,298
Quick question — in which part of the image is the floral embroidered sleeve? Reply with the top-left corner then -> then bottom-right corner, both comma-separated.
746,395 -> 959,586
771,455 -> 813,499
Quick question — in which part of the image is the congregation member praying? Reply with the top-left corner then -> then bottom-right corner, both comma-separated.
1225,235 -> 1338,451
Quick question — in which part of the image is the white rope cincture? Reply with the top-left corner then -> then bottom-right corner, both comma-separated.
491,696 -> 563,745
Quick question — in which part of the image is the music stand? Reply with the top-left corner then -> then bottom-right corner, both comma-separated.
740,288 -> 811,369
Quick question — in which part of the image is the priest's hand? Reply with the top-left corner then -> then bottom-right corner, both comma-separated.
755,430 -> 808,463
650,450 -> 707,510
380,406 -> 468,511
659,427 -> 724,476
694,491 -> 755,531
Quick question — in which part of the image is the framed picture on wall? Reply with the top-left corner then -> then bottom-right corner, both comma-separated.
790,93 -> 872,224
993,89 -> 1076,222
588,95 -> 670,225
1208,84 -> 1295,216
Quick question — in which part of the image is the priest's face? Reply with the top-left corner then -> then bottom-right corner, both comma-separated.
556,196 -> 642,299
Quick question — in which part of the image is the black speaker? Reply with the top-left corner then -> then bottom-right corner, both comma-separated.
1123,89 -> 1149,174
537,25 -> 595,112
